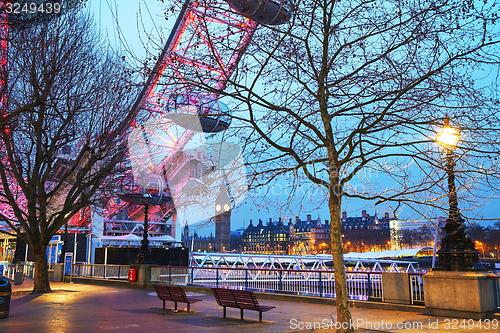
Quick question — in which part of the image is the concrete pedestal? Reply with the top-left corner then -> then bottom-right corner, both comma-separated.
382,272 -> 410,304
13,271 -> 24,285
50,264 -> 65,282
423,270 -> 499,319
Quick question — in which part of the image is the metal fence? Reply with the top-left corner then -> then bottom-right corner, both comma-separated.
4,262 -> 35,280
23,262 -> 35,278
410,273 -> 425,305
150,266 -> 386,301
71,263 -> 129,280
150,266 -> 191,285
67,263 -> 424,303
490,275 -> 500,310
68,264 -> 466,305
3,264 -> 17,280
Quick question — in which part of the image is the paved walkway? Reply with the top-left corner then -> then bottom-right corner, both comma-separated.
1,279 -> 499,333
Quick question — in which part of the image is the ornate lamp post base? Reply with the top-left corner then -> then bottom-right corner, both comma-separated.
437,248 -> 483,271
136,248 -> 155,265
436,215 -> 486,271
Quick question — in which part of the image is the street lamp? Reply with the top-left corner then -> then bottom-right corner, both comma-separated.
58,222 -> 69,264
118,172 -> 172,264
435,118 -> 481,271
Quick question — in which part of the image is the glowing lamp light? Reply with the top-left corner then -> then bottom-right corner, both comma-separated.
216,204 -> 221,212
436,125 -> 460,149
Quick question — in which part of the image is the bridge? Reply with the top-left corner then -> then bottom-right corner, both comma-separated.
189,251 -> 428,273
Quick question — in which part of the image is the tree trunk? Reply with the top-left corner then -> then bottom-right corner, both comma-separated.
329,193 -> 353,333
31,245 -> 52,293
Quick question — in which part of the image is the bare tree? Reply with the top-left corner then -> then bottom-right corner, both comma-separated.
143,0 -> 500,329
0,12 -> 135,293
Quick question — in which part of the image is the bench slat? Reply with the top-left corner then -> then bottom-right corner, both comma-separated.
154,285 -> 202,311
211,287 -> 276,322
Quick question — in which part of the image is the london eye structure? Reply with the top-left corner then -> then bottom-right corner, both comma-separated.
0,0 -> 292,245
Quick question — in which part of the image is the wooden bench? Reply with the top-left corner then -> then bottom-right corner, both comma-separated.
211,287 -> 275,322
154,285 -> 202,312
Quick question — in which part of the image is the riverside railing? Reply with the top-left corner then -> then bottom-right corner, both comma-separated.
4,264 -> 17,280
490,274 -> 500,309
150,266 -> 384,301
70,264 -> 427,304
5,262 -> 35,279
71,263 -> 129,280
23,262 -> 35,278
410,273 -> 425,305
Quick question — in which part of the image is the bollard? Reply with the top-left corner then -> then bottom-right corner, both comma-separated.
0,277 -> 12,319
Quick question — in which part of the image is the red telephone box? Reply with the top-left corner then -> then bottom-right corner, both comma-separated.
128,268 -> 137,282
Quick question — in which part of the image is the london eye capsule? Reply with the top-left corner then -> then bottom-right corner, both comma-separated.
117,172 -> 172,206
166,93 -> 231,133
224,0 -> 292,25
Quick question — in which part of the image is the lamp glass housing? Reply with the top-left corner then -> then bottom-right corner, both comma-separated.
436,126 -> 460,148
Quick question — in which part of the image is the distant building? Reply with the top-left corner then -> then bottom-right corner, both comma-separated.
230,230 -> 243,253
241,218 -> 290,254
187,210 -> 396,254
182,225 -> 215,252
242,211 -> 395,255
389,219 -> 436,249
341,210 -> 391,231
289,215 -> 330,254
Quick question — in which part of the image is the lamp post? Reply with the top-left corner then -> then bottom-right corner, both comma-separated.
435,118 -> 481,271
118,172 -> 172,265
137,204 -> 153,264
58,222 -> 68,264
